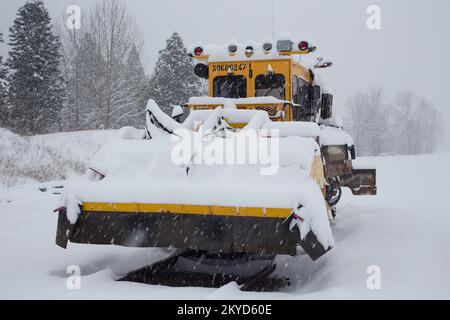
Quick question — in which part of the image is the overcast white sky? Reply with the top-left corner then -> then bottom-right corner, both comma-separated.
1,0 -> 449,148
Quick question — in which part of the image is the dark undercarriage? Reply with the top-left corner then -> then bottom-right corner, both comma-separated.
56,209 -> 330,261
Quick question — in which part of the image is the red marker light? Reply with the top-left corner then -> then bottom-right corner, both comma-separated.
299,41 -> 309,51
194,47 -> 203,56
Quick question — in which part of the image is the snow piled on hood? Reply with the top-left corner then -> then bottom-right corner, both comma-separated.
65,99 -> 334,249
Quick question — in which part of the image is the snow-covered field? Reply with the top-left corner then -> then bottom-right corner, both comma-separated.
0,131 -> 449,299
0,129 -> 116,188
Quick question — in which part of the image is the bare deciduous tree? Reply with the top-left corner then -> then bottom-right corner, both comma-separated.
59,0 -> 146,131
90,0 -> 143,129
394,91 -> 443,154
344,87 -> 390,156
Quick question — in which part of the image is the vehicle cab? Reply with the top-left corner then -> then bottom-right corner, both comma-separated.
187,38 -> 333,124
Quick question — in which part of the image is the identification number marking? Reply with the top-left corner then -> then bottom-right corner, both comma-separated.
212,63 -> 247,72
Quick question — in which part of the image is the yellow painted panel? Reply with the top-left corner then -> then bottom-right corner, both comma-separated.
208,59 -> 291,99
82,202 -> 292,218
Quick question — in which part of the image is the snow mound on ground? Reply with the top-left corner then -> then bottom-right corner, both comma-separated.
0,128 -> 115,188
117,127 -> 145,140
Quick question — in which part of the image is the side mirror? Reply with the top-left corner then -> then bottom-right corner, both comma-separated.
314,57 -> 333,69
321,93 -> 333,119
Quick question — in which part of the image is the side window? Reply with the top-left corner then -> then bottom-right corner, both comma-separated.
299,77 -> 311,108
255,74 -> 286,100
213,75 -> 247,98
292,75 -> 299,104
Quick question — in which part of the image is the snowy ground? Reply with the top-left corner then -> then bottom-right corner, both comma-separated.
0,129 -> 116,188
0,131 -> 449,299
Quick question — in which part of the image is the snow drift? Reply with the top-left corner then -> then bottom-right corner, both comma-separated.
0,128 -> 115,188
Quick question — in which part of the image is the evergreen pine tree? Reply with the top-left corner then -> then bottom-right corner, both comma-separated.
7,0 -> 64,135
0,31 -> 10,127
148,32 -> 201,114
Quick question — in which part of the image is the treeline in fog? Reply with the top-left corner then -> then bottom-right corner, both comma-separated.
343,87 -> 443,156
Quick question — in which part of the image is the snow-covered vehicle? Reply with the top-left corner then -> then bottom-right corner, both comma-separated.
55,36 -> 376,262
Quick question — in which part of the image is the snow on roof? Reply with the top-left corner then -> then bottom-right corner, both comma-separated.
188,33 -> 317,63
189,41 -> 286,62
188,96 -> 287,105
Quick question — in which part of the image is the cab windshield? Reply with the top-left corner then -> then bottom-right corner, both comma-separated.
255,74 -> 285,100
213,75 -> 247,98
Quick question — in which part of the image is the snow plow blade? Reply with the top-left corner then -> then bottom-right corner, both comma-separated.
55,206 -> 331,260
55,204 -> 331,259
